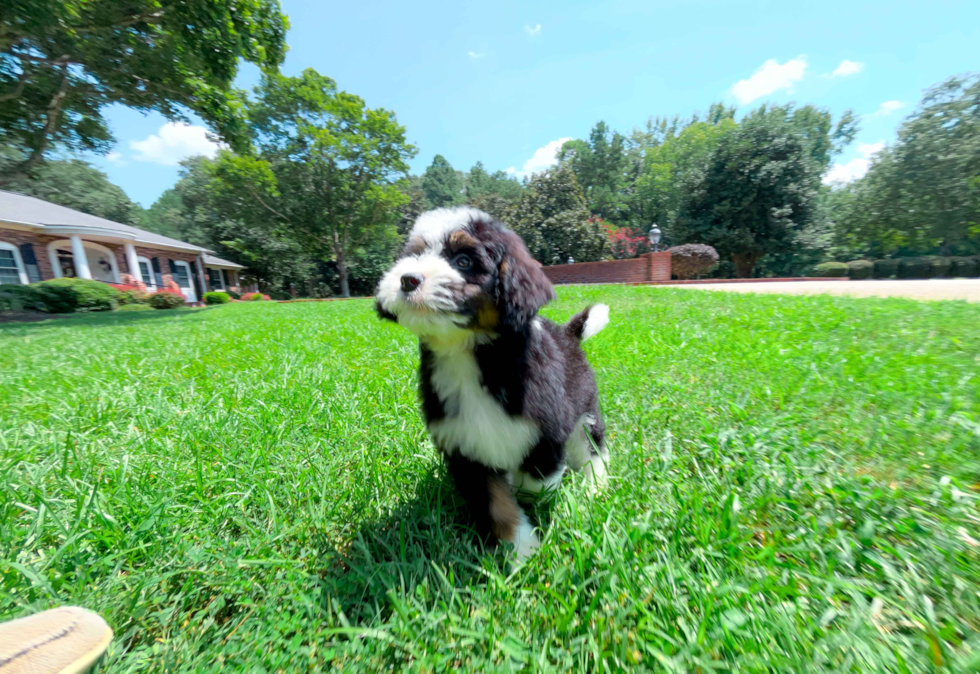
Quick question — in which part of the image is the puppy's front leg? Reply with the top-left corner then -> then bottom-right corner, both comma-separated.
445,453 -> 539,559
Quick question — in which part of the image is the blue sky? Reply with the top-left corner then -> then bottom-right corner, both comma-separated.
89,0 -> 980,207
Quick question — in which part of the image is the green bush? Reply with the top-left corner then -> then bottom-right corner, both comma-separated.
948,256 -> 978,278
248,292 -> 265,301
115,303 -> 153,313
812,261 -> 849,277
118,289 -> 150,305
0,285 -> 44,312
873,259 -> 900,279
846,259 -> 874,280
227,290 -> 241,300
899,256 -> 953,279
148,292 -> 186,310
203,291 -> 231,305
33,278 -> 120,313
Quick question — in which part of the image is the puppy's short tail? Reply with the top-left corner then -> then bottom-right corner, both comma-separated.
565,304 -> 610,342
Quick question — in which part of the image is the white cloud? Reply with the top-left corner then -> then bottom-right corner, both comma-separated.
873,100 -> 905,117
509,137 -> 571,178
731,56 -> 807,105
105,151 -> 124,164
505,167 -> 517,175
467,51 -> 485,59
823,140 -> 885,186
829,60 -> 864,77
130,122 -> 222,166
524,23 -> 541,37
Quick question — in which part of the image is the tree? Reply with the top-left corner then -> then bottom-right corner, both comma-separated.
465,161 -> 522,201
0,0 -> 288,181
421,155 -> 464,209
836,75 -> 980,257
206,69 -> 415,297
558,122 -> 631,223
677,105 -> 831,277
0,156 -> 140,224
510,164 -> 610,264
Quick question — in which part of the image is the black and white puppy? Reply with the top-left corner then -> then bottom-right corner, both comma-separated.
376,207 -> 609,558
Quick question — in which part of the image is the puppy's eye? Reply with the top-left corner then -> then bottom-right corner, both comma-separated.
452,254 -> 473,271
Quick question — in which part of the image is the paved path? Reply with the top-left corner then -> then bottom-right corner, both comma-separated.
668,279 -> 980,303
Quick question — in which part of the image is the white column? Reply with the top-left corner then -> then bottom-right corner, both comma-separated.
125,243 -> 140,283
70,235 -> 92,280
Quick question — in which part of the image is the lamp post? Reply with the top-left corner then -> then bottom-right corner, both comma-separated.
567,256 -> 574,264
649,225 -> 662,252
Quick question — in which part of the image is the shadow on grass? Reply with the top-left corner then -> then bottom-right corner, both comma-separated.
314,473 -> 557,624
0,307 -> 207,331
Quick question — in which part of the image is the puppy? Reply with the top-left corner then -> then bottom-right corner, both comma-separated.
376,207 -> 609,558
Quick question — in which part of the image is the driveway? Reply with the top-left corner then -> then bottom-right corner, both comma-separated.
668,279 -> 980,303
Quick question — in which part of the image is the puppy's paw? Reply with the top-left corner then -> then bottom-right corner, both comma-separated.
504,516 -> 540,566
582,453 -> 609,495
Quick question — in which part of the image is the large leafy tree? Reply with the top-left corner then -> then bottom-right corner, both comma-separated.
0,155 -> 140,224
0,0 -> 288,181
677,105 -> 847,277
835,75 -> 980,256
558,121 -> 631,223
206,69 -> 415,297
421,154 -> 464,209
510,163 -> 610,264
465,161 -> 522,201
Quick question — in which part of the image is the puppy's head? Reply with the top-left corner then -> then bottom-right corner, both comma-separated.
376,207 -> 554,338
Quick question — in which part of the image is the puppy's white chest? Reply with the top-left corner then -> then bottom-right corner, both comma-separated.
426,349 -> 539,470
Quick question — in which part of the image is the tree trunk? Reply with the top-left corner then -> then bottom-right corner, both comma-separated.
731,251 -> 758,278
333,230 -> 350,298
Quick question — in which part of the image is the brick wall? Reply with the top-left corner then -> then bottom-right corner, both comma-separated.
0,228 -> 56,280
542,251 -> 671,285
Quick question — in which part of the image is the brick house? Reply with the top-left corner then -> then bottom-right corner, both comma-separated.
0,190 -> 248,302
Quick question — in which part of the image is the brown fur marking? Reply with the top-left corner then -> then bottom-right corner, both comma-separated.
403,236 -> 426,256
488,475 -> 520,541
448,230 -> 478,249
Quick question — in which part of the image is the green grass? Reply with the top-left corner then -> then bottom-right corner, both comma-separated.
2,286 -> 979,673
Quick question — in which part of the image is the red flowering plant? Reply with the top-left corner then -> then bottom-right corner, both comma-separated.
598,218 -> 651,259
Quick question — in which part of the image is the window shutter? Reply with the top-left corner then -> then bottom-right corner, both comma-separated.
168,259 -> 177,275
19,243 -> 42,282
151,257 -> 163,287
222,269 -> 230,288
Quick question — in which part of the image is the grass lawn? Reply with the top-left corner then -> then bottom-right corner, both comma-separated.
2,286 -> 979,673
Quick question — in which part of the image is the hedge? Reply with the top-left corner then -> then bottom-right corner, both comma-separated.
667,244 -> 720,280
203,291 -> 231,305
949,256 -> 979,278
0,285 -> 44,312
813,261 -> 849,277
846,259 -> 874,279
873,259 -> 900,279
148,291 -> 186,310
32,278 -> 120,313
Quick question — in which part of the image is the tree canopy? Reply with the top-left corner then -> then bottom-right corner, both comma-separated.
0,0 -> 288,180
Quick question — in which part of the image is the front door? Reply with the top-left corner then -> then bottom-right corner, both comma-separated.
173,261 -> 196,302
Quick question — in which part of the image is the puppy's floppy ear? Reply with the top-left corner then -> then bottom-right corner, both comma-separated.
496,229 -> 555,328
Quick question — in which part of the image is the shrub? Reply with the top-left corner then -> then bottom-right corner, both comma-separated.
203,291 -> 231,305
846,259 -> 874,279
873,259 -> 900,279
948,257 -> 974,277
0,285 -> 44,312
248,292 -> 265,301
227,290 -> 241,299
667,244 -> 720,280
33,278 -> 120,313
116,303 -> 153,312
118,289 -> 150,305
148,291 -> 186,310
899,256 -> 952,279
269,290 -> 292,301
812,261 -> 849,277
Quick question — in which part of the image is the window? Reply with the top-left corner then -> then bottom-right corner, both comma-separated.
136,256 -> 155,288
0,243 -> 28,285
173,262 -> 191,288
208,268 -> 224,290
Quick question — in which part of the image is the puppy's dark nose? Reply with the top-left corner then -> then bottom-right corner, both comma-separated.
400,273 -> 424,293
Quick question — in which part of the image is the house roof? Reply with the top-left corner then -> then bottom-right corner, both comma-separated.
203,253 -> 244,269
0,189 -> 210,254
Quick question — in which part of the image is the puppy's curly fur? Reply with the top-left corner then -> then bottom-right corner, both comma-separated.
376,207 -> 609,558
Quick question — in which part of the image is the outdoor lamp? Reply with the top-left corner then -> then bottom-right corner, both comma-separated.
568,256 -> 574,264
649,225 -> 662,252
